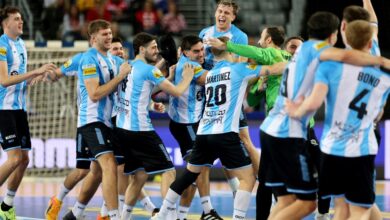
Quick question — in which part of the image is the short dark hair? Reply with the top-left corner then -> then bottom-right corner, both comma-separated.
181,35 -> 202,51
346,20 -> 373,50
133,32 -> 157,55
307,12 -> 340,40
0,6 -> 21,26
216,0 -> 239,16
284,36 -> 304,44
112,37 -> 123,44
343,6 -> 370,23
211,36 -> 229,57
264,26 -> 286,47
88,19 -> 110,37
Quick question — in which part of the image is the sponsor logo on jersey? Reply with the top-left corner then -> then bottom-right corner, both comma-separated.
82,64 -> 97,76
0,47 -> 7,56
153,69 -> 163,78
315,41 -> 329,50
63,59 -> 72,68
246,64 -> 257,70
194,66 -> 203,75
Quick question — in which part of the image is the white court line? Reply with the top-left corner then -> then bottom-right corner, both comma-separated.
17,217 -> 44,220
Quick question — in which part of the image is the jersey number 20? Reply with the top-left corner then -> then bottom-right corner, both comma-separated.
206,84 -> 227,107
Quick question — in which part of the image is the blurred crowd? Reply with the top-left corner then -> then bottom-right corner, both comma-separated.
41,0 -> 187,42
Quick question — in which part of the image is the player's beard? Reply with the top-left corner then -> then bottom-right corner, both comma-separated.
145,51 -> 158,64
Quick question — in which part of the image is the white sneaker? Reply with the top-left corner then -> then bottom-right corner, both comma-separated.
315,213 -> 330,220
166,209 -> 177,220
150,213 -> 165,220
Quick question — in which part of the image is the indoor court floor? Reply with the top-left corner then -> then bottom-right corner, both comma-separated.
2,177 -> 390,220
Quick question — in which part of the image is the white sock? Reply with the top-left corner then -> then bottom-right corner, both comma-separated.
228,177 -> 240,193
233,190 -> 251,220
160,189 -> 180,216
3,189 -> 16,206
56,184 -> 70,201
108,209 -> 120,220
177,206 -> 190,220
200,196 -> 213,214
121,204 -> 133,220
100,201 -> 108,217
118,194 -> 125,213
140,196 -> 156,212
72,201 -> 86,218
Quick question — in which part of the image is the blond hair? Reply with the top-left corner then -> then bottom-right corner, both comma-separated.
346,20 -> 373,50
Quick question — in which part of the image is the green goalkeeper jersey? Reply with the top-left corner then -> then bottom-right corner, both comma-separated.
227,41 -> 290,113
227,41 -> 315,127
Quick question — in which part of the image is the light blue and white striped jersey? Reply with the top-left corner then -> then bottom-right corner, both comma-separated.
168,55 -> 206,124
315,61 -> 390,157
261,40 -> 330,139
116,59 -> 165,131
0,34 -> 27,110
110,55 -> 124,118
60,53 -> 83,76
199,24 -> 248,70
77,48 -> 120,128
197,61 -> 261,135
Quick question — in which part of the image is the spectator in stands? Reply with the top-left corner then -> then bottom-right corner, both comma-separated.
106,0 -> 128,22
85,0 -> 112,22
62,4 -> 86,42
154,0 -> 168,15
41,0 -> 65,40
135,0 -> 161,35
75,0 -> 95,12
161,0 -> 187,36
283,36 -> 304,55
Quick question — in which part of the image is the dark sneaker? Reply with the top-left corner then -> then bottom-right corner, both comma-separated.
152,208 -> 160,216
63,211 -> 77,220
200,209 -> 223,220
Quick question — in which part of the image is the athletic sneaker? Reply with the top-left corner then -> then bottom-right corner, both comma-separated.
315,213 -> 330,220
0,207 -> 16,220
46,196 -> 62,220
152,208 -> 160,216
96,213 -> 110,220
200,209 -> 223,220
150,213 -> 164,220
63,211 -> 77,220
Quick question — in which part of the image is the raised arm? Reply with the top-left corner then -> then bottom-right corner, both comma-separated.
363,0 -> 378,37
0,61 -> 56,87
158,63 -> 194,97
285,83 -> 328,119
85,62 -> 131,102
320,47 -> 385,66
260,61 -> 288,76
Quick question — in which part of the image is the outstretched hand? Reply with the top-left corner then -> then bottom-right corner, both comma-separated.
204,37 -> 227,50
182,63 -> 195,80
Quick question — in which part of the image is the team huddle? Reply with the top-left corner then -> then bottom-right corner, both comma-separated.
0,0 -> 390,220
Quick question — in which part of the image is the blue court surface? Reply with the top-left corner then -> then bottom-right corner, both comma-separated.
2,179 -> 390,220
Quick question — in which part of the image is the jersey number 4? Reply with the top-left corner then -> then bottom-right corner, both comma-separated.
348,89 -> 369,119
206,84 -> 227,107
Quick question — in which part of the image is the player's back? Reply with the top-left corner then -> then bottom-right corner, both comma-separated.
197,61 -> 260,135
318,61 -> 390,157
261,40 -> 330,139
